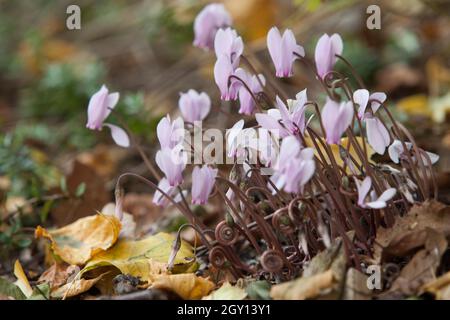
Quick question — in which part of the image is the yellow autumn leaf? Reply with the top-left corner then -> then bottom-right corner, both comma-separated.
396,94 -> 431,117
81,232 -> 197,282
35,214 -> 121,265
225,0 -> 276,41
150,273 -> 215,300
305,136 -> 375,173
203,282 -> 247,300
51,273 -> 105,299
270,269 -> 335,300
14,260 -> 33,298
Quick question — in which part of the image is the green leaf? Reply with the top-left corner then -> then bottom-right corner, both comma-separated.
75,182 -> 86,197
0,276 -> 26,300
59,177 -> 68,194
40,199 -> 54,223
28,283 -> 50,300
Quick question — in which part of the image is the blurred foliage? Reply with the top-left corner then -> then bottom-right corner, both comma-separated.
0,134 -> 60,198
143,1 -> 194,59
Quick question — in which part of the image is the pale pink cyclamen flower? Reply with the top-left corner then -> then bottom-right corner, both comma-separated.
314,33 -> 343,80
352,89 -> 390,154
355,177 -> 396,209
214,55 -> 241,100
86,85 -> 130,147
193,3 -> 232,50
155,146 -> 186,187
353,89 -> 387,119
321,98 -> 354,144
388,140 -> 439,165
271,136 -> 315,194
226,119 -> 258,158
156,115 -> 185,149
365,116 -> 390,155
191,165 -> 218,204
178,89 -> 211,123
256,90 -> 308,137
214,28 -> 244,68
267,27 -> 305,78
213,29 -> 244,101
153,178 -> 184,208
234,68 -> 265,115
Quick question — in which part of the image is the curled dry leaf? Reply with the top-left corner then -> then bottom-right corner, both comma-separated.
51,273 -> 106,299
81,232 -> 197,282
35,214 -> 121,265
149,273 -> 215,300
375,200 -> 450,262
271,238 -> 348,300
203,282 -> 248,300
38,263 -> 80,290
385,228 -> 447,297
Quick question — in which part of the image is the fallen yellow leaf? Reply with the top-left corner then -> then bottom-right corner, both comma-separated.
82,232 -> 197,282
305,136 -> 375,173
270,269 -> 335,300
35,214 -> 121,265
13,260 -> 33,298
203,282 -> 247,300
396,94 -> 431,117
150,273 -> 215,300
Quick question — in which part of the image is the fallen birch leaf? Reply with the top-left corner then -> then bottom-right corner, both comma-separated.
150,273 -> 215,300
203,282 -> 247,300
35,214 -> 121,265
82,232 -> 197,282
51,274 -> 105,299
14,260 -> 33,298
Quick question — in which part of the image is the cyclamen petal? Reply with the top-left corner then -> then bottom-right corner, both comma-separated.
355,176 -> 396,209
153,178 -> 183,208
191,166 -> 218,204
366,117 -> 390,155
156,115 -> 185,149
214,55 -> 239,100
234,68 -> 265,115
193,3 -> 232,50
267,27 -> 304,78
214,28 -> 244,68
388,140 -> 439,165
86,85 -> 119,130
354,89 -> 387,119
315,33 -> 343,80
178,89 -> 211,123
272,136 -> 315,194
322,99 -> 354,145
103,123 -> 130,148
155,147 -> 186,187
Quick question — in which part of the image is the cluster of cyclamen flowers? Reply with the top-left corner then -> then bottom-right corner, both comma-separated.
85,3 -> 439,213
86,3 -> 439,245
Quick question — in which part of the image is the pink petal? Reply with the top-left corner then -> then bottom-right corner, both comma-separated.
353,89 -> 370,119
103,123 -> 130,148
